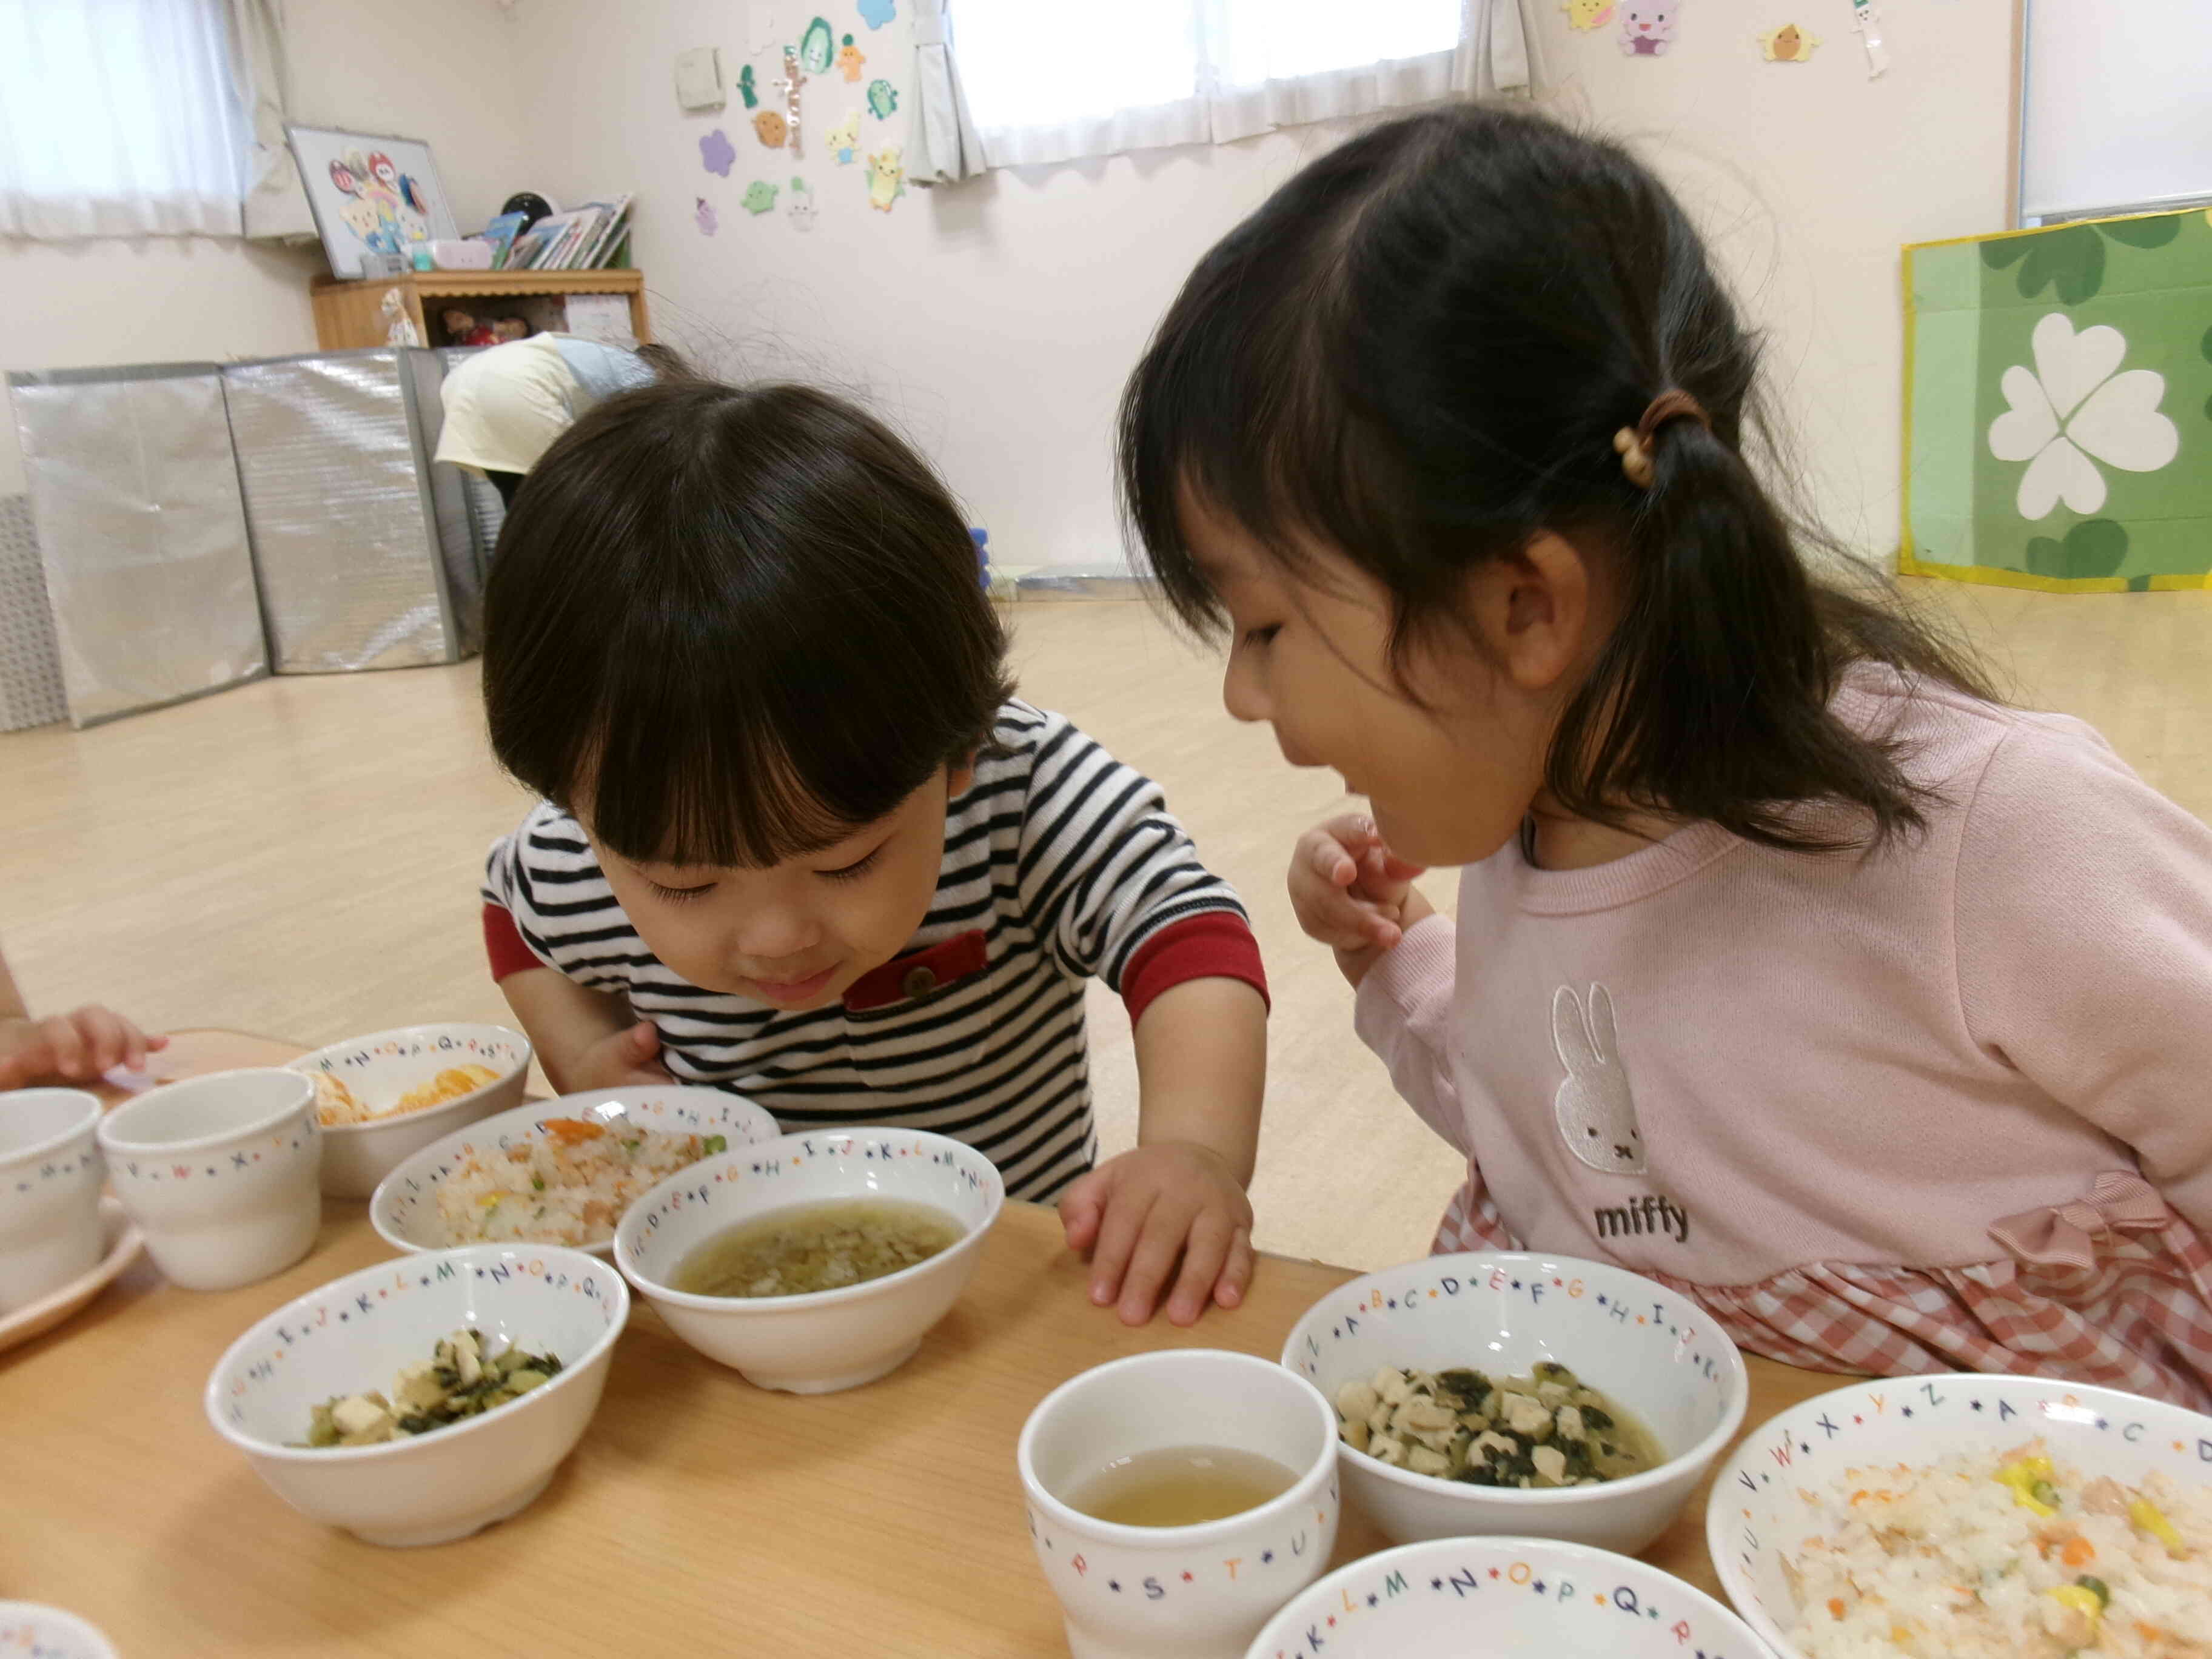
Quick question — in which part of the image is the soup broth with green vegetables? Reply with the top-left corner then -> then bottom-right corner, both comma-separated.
1335,1361 -> 1663,1487
671,1196 -> 965,1298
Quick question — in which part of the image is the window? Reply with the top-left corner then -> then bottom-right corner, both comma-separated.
0,0 -> 253,240
955,0 -> 1476,170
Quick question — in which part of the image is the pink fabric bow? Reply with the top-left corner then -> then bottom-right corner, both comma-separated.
1989,1171 -> 2171,1271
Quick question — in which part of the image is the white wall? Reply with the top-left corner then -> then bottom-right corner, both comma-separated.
1538,4 -> 2015,555
506,0 -> 1395,571
2,0 -> 2017,560
0,0 -> 534,495
503,0 -> 2016,566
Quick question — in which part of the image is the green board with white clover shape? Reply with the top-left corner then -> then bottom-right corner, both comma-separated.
1902,208 -> 2212,592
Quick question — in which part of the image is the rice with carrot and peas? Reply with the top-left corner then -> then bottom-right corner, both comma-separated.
1785,1439 -> 2211,1658
433,1117 -> 727,1247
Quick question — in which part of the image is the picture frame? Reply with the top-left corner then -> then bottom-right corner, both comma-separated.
285,126 -> 462,281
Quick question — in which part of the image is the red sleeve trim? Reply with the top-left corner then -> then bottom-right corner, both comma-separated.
1120,912 -> 1270,1026
483,902 -> 547,983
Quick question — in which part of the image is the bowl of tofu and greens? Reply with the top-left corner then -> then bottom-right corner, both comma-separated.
204,1243 -> 628,1546
1281,1252 -> 1749,1555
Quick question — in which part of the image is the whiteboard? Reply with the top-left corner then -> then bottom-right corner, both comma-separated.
2019,0 -> 2212,224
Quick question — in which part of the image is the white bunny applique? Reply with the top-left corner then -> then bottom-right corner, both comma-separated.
1552,983 -> 1647,1175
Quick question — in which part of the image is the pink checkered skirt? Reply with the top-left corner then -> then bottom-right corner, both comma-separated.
1430,1164 -> 2212,1412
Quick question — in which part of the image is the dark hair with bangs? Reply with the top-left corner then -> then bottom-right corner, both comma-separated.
482,377 -> 1011,867
1119,103 -> 1993,854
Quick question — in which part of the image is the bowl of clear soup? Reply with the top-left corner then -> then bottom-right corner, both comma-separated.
613,1127 -> 1004,1393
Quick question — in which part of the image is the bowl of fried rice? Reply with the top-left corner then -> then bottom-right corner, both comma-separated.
291,1024 -> 532,1198
1710,1372 -> 2212,1659
369,1085 -> 779,1258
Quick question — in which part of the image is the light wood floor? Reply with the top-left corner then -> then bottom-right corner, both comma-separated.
4,581 -> 2208,1270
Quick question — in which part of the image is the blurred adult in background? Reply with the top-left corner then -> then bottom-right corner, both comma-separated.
434,334 -> 674,508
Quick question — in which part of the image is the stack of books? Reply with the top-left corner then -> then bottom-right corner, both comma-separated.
481,195 -> 633,272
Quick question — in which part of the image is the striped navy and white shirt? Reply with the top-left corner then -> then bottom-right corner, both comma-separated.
482,702 -> 1265,1201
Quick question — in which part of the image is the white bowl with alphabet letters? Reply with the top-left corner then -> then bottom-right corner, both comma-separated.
205,1244 -> 628,1547
1708,1373 -> 2212,1659
1244,1535 -> 1769,1659
1280,1253 -> 1747,1555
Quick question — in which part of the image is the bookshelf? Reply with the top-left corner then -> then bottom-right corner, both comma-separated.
309,269 -> 652,352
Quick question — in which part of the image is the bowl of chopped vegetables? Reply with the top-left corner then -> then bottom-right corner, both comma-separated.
368,1085 -> 779,1258
615,1128 -> 1004,1394
204,1243 -> 628,1546
1709,1373 -> 2212,1659
1280,1253 -> 1748,1556
289,1024 -> 532,1198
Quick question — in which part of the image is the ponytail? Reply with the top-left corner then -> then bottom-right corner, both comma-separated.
1550,416 -> 1963,852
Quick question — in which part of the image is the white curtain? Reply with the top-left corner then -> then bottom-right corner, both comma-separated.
1459,0 -> 1537,99
229,0 -> 315,241
908,0 -> 988,186
956,0 -> 1538,172
0,0 -> 266,240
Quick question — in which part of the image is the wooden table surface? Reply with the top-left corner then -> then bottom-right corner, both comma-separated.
1,1032 -> 1844,1655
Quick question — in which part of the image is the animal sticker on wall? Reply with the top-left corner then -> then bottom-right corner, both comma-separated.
857,0 -> 895,28
866,78 -> 899,119
837,33 -> 866,82
1618,2 -> 1683,55
742,179 -> 780,215
1758,23 -> 1819,61
826,109 -> 863,165
1561,0 -> 1614,30
700,128 -> 737,177
866,145 -> 905,212
799,15 -> 836,74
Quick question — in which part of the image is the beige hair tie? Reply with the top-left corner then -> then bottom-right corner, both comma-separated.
1612,389 -> 1712,488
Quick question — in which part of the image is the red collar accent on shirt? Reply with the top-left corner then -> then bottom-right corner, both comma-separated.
842,930 -> 990,1013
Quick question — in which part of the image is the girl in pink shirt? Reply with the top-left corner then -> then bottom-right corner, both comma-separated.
1118,105 -> 2212,1407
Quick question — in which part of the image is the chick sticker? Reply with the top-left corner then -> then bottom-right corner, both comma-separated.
1758,23 -> 1820,61
1562,0 -> 1614,29
866,145 -> 905,212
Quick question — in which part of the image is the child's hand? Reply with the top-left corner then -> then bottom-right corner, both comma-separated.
556,1019 -> 675,1093
0,1006 -> 167,1089
1060,1142 -> 1255,1327
1287,814 -> 1432,985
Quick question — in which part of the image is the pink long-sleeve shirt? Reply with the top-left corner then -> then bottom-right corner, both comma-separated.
1356,666 -> 2212,1406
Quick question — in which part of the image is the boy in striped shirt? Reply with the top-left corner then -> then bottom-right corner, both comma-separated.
477,378 -> 1268,1327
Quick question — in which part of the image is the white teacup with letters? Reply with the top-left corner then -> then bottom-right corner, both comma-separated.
1019,1349 -> 1341,1659
0,1088 -> 106,1312
98,1068 -> 321,1290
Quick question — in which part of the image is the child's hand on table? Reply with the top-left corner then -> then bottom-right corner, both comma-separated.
555,1018 -> 676,1092
1060,1141 -> 1256,1328
1289,814 -> 1433,987
0,1006 -> 167,1090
